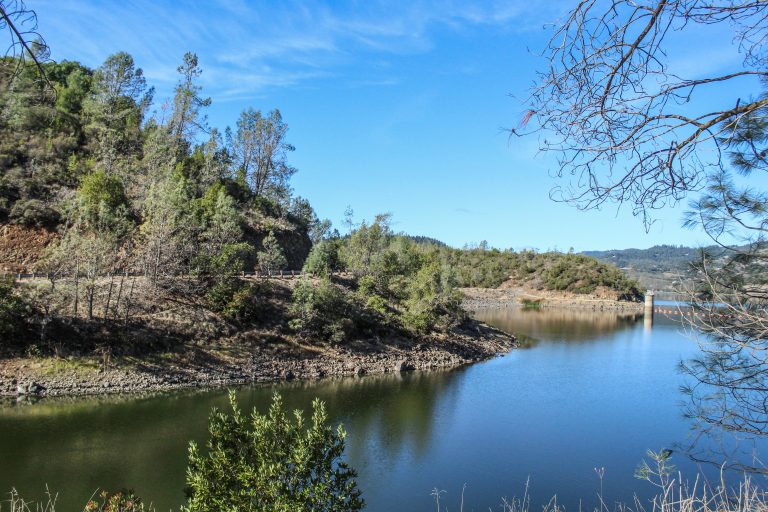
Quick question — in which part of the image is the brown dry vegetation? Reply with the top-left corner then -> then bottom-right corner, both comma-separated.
0,224 -> 58,273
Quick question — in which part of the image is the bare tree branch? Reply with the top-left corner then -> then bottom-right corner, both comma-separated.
0,0 -> 52,89
520,0 -> 768,227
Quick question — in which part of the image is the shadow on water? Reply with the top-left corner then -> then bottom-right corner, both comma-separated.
0,369 -> 465,512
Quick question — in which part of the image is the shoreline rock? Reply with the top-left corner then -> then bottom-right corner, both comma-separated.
0,322 -> 516,399
461,287 -> 644,312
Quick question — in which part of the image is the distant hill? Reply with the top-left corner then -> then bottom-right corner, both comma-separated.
582,244 -> 728,291
582,245 -> 707,273
404,235 -> 448,247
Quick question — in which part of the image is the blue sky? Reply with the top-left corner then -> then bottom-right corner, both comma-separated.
32,0 -> 757,250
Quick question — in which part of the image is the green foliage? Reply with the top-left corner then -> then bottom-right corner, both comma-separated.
401,261 -> 465,334
288,278 -> 379,344
227,108 -> 296,199
219,281 -> 272,323
170,52 -> 211,146
441,247 -> 641,300
364,294 -> 389,317
258,231 -> 287,274
199,242 -> 255,314
79,169 -> 128,214
538,253 -> 641,299
9,198 -> 60,227
340,213 -> 393,275
183,392 -> 363,512
0,277 -> 28,338
303,239 -> 341,276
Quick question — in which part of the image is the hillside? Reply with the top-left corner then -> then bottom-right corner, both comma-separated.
581,244 -> 729,291
438,247 -> 642,301
582,245 -> 714,273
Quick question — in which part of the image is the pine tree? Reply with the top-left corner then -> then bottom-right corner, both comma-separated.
680,81 -> 768,464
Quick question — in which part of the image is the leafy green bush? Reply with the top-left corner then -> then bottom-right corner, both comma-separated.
365,294 -> 389,316
9,198 -> 60,227
0,276 -> 28,338
302,239 -> 341,276
288,278 -> 362,344
197,242 -> 255,314
220,281 -> 272,323
400,261 -> 464,334
288,279 -> 386,343
250,195 -> 282,218
257,231 -> 287,274
79,169 -> 128,213
183,392 -> 363,512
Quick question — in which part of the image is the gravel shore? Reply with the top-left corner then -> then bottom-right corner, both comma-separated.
461,287 -> 644,312
0,321 -> 516,398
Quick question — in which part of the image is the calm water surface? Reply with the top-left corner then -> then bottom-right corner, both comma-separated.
0,308 -> 760,511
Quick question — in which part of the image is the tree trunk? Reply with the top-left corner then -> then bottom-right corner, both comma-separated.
113,272 -> 126,321
73,262 -> 80,316
103,273 -> 114,319
124,276 -> 136,325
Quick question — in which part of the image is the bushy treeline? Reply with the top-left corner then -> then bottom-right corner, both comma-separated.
0,50 -> 323,335
293,215 -> 641,341
441,246 -> 641,299
583,244 -> 722,274
296,214 -> 466,339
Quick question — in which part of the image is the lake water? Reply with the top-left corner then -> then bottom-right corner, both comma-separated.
0,308 -> 762,511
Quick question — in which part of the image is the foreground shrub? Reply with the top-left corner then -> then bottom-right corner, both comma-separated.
183,392 -> 363,512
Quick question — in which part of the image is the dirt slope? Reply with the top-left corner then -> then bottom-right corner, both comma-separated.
0,224 -> 58,273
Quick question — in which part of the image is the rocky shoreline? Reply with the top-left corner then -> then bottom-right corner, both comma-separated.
461,287 -> 644,312
0,321 -> 516,398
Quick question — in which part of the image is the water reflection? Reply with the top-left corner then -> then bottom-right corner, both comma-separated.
474,307 -> 644,346
0,370 -> 465,511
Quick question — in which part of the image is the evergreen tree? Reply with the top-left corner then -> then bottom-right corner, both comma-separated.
680,82 -> 768,458
258,231 -> 287,274
169,52 -> 211,148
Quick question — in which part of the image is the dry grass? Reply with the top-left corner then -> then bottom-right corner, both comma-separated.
6,454 -> 768,512
436,453 -> 768,512
2,488 -> 57,512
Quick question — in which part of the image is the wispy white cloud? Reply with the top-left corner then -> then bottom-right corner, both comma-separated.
34,0 -> 559,99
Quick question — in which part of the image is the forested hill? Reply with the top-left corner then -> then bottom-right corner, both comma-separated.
0,52 -> 320,277
582,245 -> 718,274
